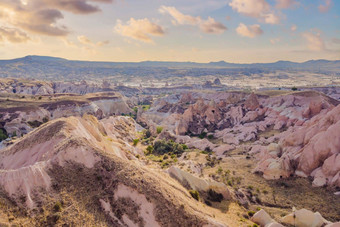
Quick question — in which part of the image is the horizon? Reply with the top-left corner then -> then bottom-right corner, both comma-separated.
1,54 -> 339,65
0,0 -> 339,63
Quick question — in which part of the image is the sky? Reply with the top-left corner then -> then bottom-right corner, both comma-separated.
0,0 -> 339,63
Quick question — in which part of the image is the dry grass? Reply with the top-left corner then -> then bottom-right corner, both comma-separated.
186,149 -> 340,222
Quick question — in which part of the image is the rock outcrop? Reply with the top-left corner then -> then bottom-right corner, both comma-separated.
282,208 -> 331,227
251,209 -> 284,227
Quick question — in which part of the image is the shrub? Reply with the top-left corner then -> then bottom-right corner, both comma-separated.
207,134 -> 214,140
198,132 -> 207,139
142,105 -> 150,111
189,190 -> 200,201
133,139 -> 139,146
144,129 -> 151,138
156,126 -> 163,134
248,211 -> 255,217
28,120 -> 43,128
145,145 -> 154,154
53,201 -> 62,212
152,140 -> 185,157
0,129 -> 8,141
217,167 -> 223,174
291,87 -> 298,91
42,116 -> 49,123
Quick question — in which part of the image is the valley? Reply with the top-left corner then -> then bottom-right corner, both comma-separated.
0,74 -> 339,226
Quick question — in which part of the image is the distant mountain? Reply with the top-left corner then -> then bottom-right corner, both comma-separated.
0,55 -> 338,81
1,55 -> 339,68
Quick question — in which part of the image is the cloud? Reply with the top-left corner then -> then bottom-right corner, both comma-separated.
302,31 -> 325,51
270,38 -> 280,44
159,6 -> 199,25
159,6 -> 227,34
0,0 -> 112,40
41,0 -> 114,14
199,17 -> 227,34
275,0 -> 297,9
97,40 -> 110,46
77,35 -> 110,46
114,18 -> 165,43
0,27 -> 30,43
291,24 -> 297,32
318,0 -> 332,13
264,13 -> 280,24
78,35 -> 92,45
236,23 -> 263,38
229,0 -> 280,24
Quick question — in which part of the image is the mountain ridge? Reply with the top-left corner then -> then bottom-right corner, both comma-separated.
2,55 -> 340,67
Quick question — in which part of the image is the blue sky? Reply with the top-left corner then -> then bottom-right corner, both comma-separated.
0,0 -> 339,63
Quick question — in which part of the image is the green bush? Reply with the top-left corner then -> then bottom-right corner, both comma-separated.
133,139 -> 139,146
182,144 -> 188,150
198,132 -> 207,139
189,190 -> 200,201
207,134 -> 214,140
145,145 -> 154,154
156,126 -> 163,134
248,211 -> 255,217
53,201 -> 62,212
0,129 -> 8,141
142,105 -> 150,111
291,87 -> 298,91
144,129 -> 151,138
152,140 -> 185,157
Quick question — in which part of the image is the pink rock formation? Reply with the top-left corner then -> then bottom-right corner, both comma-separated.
244,93 -> 260,111
255,104 -> 340,187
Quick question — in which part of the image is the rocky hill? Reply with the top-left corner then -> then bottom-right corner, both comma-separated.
0,115 -> 227,226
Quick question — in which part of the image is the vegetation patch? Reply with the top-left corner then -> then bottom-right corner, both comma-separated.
28,120 -> 43,128
189,190 -> 200,201
0,128 -> 8,141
